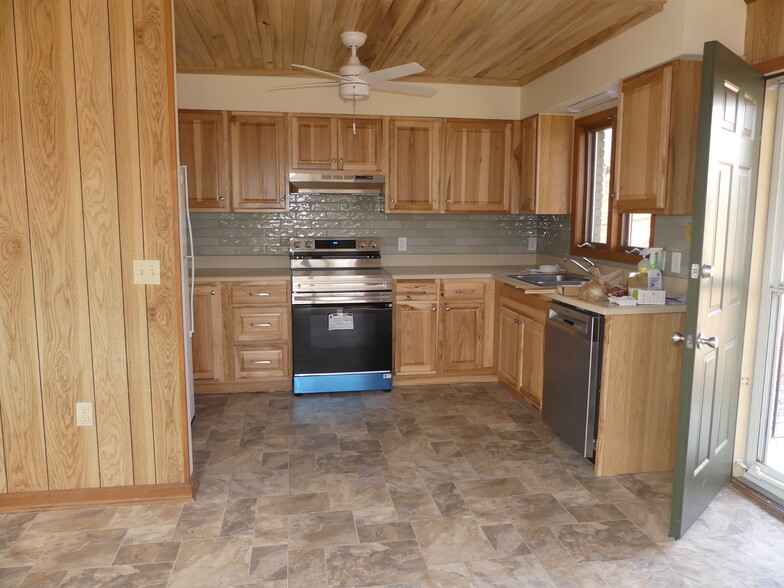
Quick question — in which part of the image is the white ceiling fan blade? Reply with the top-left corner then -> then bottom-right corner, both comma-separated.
268,81 -> 339,91
372,80 -> 436,97
291,64 -> 347,81
360,62 -> 425,85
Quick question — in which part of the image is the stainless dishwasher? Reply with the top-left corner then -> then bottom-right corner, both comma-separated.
542,302 -> 604,458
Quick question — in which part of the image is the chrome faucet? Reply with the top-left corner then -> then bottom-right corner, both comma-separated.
563,256 -> 593,276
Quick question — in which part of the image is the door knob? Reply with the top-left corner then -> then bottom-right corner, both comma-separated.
672,332 -> 684,344
696,333 -> 718,349
701,264 -> 714,279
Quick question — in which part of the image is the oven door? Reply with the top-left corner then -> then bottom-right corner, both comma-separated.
291,302 -> 392,394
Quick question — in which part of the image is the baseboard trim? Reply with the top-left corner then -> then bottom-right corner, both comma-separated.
195,378 -> 292,394
393,374 -> 498,386
728,478 -> 784,522
0,481 -> 195,514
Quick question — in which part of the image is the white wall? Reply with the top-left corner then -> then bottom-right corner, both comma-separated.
176,74 -> 521,119
520,0 -> 747,117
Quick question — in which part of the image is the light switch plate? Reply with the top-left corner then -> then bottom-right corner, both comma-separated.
670,251 -> 682,274
398,237 -> 407,252
134,260 -> 160,285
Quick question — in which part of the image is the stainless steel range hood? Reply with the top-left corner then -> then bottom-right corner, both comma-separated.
288,172 -> 385,195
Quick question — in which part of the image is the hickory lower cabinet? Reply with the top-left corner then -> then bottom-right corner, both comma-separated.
194,280 -> 292,394
495,284 -> 548,409
393,279 -> 496,384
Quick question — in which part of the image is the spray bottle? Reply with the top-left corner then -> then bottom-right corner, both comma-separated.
643,248 -> 663,289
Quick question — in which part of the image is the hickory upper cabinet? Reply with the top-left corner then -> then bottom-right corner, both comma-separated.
231,113 -> 288,211
615,59 -> 701,214
289,114 -> 384,172
442,119 -> 514,213
386,118 -> 441,213
517,114 -> 573,214
178,110 -> 230,211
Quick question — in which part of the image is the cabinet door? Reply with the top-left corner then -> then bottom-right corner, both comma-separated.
519,315 -> 544,408
519,115 -> 538,214
387,118 -> 440,212
443,120 -> 512,213
231,114 -> 287,211
394,301 -> 438,375
440,301 -> 484,373
178,110 -> 230,211
615,63 -> 673,212
497,305 -> 521,387
290,115 -> 335,170
337,117 -> 383,171
192,284 -> 224,381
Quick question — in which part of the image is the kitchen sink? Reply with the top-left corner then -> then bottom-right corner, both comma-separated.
507,273 -> 590,287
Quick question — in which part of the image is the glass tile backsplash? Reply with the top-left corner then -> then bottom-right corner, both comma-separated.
190,194 -> 690,277
191,193 -> 539,255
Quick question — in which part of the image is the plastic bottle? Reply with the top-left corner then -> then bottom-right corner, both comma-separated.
647,248 -> 663,290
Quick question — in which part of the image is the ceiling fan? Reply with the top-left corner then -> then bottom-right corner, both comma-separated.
272,31 -> 436,101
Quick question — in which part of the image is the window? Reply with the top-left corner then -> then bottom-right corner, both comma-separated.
571,108 -> 654,262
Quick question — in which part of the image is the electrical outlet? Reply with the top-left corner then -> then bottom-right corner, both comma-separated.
76,402 -> 94,427
671,251 -> 682,274
528,237 -> 537,251
133,260 -> 160,285
398,237 -> 407,252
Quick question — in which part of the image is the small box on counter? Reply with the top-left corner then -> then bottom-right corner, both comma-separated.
627,273 -> 649,289
631,288 -> 666,305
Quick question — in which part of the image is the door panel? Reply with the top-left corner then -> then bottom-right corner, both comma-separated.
497,306 -> 520,386
231,114 -> 286,210
337,117 -> 382,171
441,302 -> 483,372
670,42 -> 764,538
394,301 -> 438,374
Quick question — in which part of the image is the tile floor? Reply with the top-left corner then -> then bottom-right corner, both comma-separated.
1,383 -> 783,587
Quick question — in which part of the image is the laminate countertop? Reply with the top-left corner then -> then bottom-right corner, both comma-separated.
194,265 -> 687,317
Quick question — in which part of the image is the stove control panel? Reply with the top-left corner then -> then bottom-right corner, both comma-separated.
289,237 -> 381,254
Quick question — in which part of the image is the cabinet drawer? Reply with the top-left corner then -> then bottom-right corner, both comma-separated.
233,344 -> 289,379
395,280 -> 438,301
442,280 -> 486,301
232,307 -> 288,341
231,282 -> 288,305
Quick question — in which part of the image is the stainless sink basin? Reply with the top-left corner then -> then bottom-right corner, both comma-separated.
507,273 -> 590,287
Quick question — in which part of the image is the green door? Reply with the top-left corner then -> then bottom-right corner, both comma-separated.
670,42 -> 765,538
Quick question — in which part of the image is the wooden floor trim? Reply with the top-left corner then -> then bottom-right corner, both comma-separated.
0,481 -> 194,514
728,478 -> 784,522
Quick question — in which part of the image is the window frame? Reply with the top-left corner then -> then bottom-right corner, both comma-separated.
570,107 -> 654,264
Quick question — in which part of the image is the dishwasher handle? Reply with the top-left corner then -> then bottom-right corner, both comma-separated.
547,307 -> 591,336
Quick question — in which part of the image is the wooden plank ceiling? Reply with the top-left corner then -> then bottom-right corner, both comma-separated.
174,0 -> 666,86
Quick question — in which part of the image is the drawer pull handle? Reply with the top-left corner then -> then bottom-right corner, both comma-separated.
407,291 -> 429,295
249,292 -> 271,296
455,290 -> 475,294
250,360 -> 272,365
250,323 -> 272,327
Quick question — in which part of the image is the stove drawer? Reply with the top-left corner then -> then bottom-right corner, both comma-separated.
232,307 -> 288,341
233,344 -> 290,379
231,282 -> 288,305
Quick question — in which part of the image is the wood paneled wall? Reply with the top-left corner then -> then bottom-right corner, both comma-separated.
0,0 -> 189,504
745,0 -> 784,69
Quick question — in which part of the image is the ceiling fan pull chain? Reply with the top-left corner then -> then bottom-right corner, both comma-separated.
352,97 -> 357,136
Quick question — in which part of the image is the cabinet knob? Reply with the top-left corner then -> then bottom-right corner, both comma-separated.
446,199 -> 452,204
331,157 -> 337,163
390,197 -> 396,203
445,307 -> 451,311
218,196 -> 225,201
431,306 -> 437,312
514,319 -> 521,325
210,290 -> 216,296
